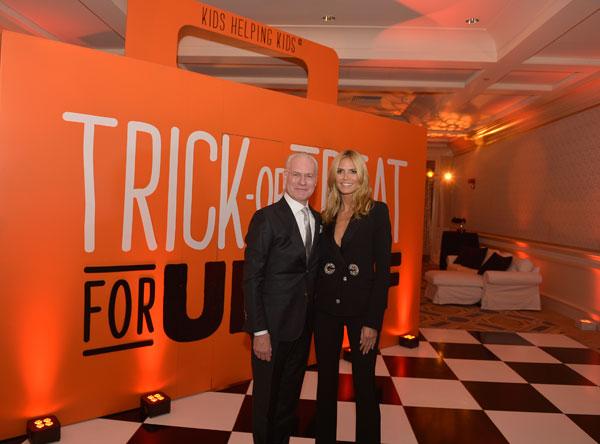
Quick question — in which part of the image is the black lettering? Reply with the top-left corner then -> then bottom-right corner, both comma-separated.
108,279 -> 132,339
211,10 -> 220,29
276,31 -> 282,48
290,36 -> 296,52
266,28 -> 272,45
84,280 -> 105,342
163,262 -> 225,342
137,277 -> 155,334
219,12 -> 226,31
240,18 -> 247,38
201,7 -> 208,25
231,17 -> 238,35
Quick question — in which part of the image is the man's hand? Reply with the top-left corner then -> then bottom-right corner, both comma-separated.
253,333 -> 272,361
360,326 -> 377,355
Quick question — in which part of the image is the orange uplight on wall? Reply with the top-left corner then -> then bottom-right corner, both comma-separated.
141,391 -> 171,417
576,319 -> 597,331
26,415 -> 60,444
399,333 -> 419,348
426,170 -> 435,178
442,171 -> 454,183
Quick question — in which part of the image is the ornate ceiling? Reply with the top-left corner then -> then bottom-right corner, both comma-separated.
1,0 -> 598,152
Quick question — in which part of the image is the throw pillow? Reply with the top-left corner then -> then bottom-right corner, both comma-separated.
516,258 -> 534,272
456,246 -> 488,269
478,252 -> 513,275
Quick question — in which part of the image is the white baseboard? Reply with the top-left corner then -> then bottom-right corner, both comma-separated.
541,293 -> 598,322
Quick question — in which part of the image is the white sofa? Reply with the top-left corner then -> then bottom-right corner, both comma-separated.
425,249 -> 542,310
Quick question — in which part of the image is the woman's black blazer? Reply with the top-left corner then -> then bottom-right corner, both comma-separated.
315,201 -> 392,330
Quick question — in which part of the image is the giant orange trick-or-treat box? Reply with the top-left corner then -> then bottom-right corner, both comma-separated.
0,0 -> 425,438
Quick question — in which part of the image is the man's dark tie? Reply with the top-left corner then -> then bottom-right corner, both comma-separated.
301,207 -> 312,261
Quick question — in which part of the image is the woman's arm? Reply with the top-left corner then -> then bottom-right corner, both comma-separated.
364,202 -> 392,330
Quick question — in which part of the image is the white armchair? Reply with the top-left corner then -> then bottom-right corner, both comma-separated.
481,270 -> 542,310
425,249 -> 543,310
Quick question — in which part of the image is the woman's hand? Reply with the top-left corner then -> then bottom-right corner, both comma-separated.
360,326 -> 377,354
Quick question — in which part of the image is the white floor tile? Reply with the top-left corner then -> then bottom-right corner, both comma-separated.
532,384 -> 600,415
228,431 -> 254,444
567,363 -> 600,385
339,358 -> 352,374
485,344 -> 560,363
380,404 -> 418,444
336,401 -> 356,442
375,355 -> 390,376
419,328 -> 480,344
58,418 -> 140,444
392,377 -> 481,409
518,332 -> 587,348
290,438 -> 315,443
145,391 -> 245,430
486,411 -> 596,444
444,359 -> 527,383
300,371 -> 317,400
380,342 -> 439,358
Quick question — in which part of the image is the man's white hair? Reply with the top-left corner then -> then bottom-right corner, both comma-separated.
285,152 -> 319,175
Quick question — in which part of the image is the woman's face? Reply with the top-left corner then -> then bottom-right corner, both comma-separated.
335,157 -> 360,195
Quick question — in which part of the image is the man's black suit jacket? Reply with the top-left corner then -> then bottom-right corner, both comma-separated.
315,201 -> 392,330
243,198 -> 321,342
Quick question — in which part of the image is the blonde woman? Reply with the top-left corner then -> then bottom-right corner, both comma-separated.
315,150 -> 391,444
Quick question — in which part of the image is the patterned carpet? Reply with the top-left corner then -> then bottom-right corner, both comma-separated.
420,298 -> 563,334
419,278 -> 600,353
418,261 -> 600,352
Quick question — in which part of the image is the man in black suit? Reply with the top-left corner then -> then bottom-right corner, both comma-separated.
243,152 -> 320,444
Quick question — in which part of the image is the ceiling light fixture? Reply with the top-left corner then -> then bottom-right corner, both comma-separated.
322,15 -> 336,22
465,17 -> 479,25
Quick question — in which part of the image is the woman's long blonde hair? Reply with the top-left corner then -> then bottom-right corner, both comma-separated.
322,150 -> 373,225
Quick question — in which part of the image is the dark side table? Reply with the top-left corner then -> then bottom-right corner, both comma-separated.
439,231 -> 479,269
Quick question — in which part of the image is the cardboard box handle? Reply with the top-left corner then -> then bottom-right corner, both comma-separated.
125,0 -> 339,104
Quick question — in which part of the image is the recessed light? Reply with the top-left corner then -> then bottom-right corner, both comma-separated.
322,15 -> 336,22
465,17 -> 479,25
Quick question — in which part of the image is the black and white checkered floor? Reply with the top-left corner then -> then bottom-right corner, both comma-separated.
5,328 -> 600,443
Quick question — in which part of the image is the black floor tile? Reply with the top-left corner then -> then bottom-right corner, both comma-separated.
294,399 -> 316,438
431,342 -> 500,360
540,347 -> 600,365
102,407 -> 147,423
127,424 -> 231,443
336,374 -> 402,405
218,380 -> 251,394
469,331 -> 533,346
233,395 -> 253,433
404,406 -> 509,444
382,356 -> 458,379
0,435 -> 26,444
567,414 -> 600,442
233,395 -> 316,438
506,362 -> 596,385
462,381 -> 560,412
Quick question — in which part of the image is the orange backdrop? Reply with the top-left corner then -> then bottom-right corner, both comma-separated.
0,0 -> 425,438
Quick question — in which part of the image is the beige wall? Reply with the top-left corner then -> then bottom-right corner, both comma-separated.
451,105 -> 600,320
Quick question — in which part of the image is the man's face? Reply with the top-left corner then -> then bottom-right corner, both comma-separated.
284,156 -> 317,205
